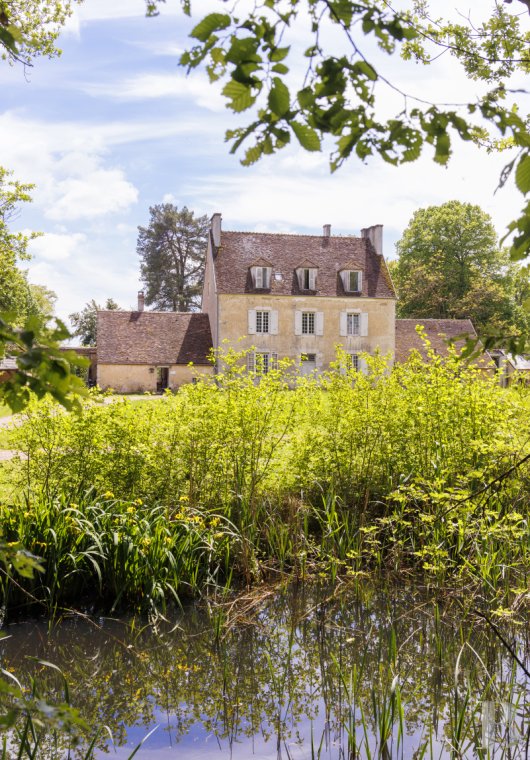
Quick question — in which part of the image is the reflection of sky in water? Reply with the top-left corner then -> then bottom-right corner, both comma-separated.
1,584 -> 529,759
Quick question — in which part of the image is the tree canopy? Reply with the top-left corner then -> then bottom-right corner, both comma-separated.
0,0 -> 80,66
392,200 -> 530,339
137,204 -> 209,312
0,167 -> 85,411
144,0 -> 530,259
69,297 -> 120,347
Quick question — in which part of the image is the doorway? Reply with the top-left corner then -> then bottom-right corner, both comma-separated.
156,366 -> 169,392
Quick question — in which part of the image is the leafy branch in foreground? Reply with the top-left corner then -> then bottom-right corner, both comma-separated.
148,0 -> 530,260
0,315 -> 87,412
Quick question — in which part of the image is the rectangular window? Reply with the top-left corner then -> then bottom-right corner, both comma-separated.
256,352 -> 269,374
254,266 -> 271,288
249,351 -> 278,374
302,312 -> 315,335
342,270 -> 362,292
349,353 -> 360,371
347,313 -> 360,336
297,267 -> 317,290
256,310 -> 270,333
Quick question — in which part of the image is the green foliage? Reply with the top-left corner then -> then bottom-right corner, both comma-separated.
2,344 -> 530,615
0,0 -> 81,66
69,297 -> 120,347
393,200 -> 530,337
137,204 -> 209,312
152,0 -> 530,261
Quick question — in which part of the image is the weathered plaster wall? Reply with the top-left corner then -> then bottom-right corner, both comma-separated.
97,364 -> 214,393
217,294 -> 395,368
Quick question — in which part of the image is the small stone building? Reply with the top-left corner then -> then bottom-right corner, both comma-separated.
96,299 -> 213,393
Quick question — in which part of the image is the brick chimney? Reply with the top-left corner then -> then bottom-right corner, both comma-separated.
137,290 -> 145,312
211,212 -> 222,248
323,224 -> 331,238
361,224 -> 383,255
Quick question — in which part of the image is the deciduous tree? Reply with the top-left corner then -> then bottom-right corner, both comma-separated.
69,297 -> 120,347
137,204 -> 208,312
392,200 -> 530,336
0,0 -> 81,66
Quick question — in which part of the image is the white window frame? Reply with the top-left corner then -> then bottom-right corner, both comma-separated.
248,308 -> 279,335
302,311 -> 315,335
247,351 -> 278,374
342,270 -> 363,293
297,267 -> 317,291
339,310 -> 368,337
295,310 -> 324,336
256,310 -> 270,334
253,266 -> 271,289
347,312 -> 360,336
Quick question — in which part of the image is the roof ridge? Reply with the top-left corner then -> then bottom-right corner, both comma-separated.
222,230 -> 362,240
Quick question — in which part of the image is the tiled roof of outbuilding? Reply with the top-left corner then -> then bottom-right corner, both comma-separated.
97,311 -> 213,365
395,319 -> 492,365
213,231 -> 396,298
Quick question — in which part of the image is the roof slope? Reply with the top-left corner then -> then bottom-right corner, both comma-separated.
97,311 -> 213,365
395,319 -> 491,365
214,231 -> 395,298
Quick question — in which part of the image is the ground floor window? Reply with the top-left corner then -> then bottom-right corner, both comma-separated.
300,353 -> 317,375
247,351 -> 278,374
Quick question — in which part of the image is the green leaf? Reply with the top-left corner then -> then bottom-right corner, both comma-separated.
268,78 -> 290,117
354,60 -> 378,81
241,144 -> 264,166
291,121 -> 321,151
515,153 -> 530,194
270,46 -> 289,63
434,133 -> 451,164
0,26 -> 18,54
222,80 -> 255,112
272,63 -> 289,75
190,13 -> 231,42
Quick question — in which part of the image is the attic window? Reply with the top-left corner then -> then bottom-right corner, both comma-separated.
342,270 -> 363,292
252,266 -> 271,289
297,267 -> 317,290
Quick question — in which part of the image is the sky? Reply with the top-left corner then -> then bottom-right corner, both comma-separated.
1,0 -> 528,329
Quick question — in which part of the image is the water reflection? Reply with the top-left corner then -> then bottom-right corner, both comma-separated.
1,582 -> 529,758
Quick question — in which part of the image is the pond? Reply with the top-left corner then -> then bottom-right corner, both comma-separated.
1,581 -> 529,759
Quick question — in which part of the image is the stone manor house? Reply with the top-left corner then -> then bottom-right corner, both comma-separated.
96,214 -> 481,393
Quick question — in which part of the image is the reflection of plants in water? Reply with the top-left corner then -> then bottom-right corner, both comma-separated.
2,583 -> 530,758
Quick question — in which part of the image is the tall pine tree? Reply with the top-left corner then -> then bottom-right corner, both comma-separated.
137,204 -> 209,312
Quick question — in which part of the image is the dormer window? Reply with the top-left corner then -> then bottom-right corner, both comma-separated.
342,270 -> 363,292
297,267 -> 317,291
252,266 -> 271,289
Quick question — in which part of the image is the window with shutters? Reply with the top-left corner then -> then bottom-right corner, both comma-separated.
247,351 -> 278,374
252,266 -> 271,289
339,311 -> 368,337
256,310 -> 270,333
347,313 -> 360,336
297,267 -> 317,290
342,270 -> 362,292
302,311 -> 315,335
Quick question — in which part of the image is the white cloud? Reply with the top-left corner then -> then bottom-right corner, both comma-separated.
27,232 -> 87,261
84,72 -> 226,111
162,193 -> 178,204
46,169 -> 138,221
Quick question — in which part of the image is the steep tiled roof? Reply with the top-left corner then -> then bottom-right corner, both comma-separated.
395,319 -> 492,365
97,311 -> 212,365
214,231 -> 396,298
